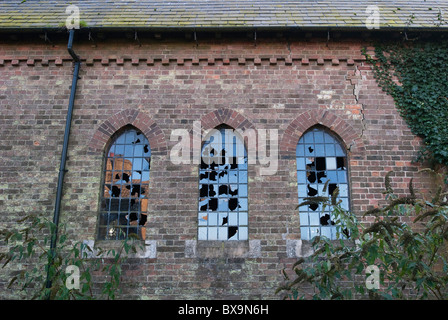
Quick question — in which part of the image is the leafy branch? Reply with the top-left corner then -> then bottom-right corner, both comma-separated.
0,213 -> 143,300
277,169 -> 448,300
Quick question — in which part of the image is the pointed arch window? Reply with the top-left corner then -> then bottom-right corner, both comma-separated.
97,128 -> 151,240
296,127 -> 349,240
198,127 -> 248,241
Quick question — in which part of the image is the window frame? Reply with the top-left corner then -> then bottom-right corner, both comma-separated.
96,127 -> 151,241
296,126 -> 351,241
197,126 -> 249,241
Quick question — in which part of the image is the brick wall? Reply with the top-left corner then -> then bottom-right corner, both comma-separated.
0,33 -> 432,299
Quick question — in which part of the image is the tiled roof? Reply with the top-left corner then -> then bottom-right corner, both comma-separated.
0,0 -> 447,30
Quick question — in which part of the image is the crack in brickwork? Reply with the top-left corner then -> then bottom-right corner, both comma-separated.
346,64 -> 367,152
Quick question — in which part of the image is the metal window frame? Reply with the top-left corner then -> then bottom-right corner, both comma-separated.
198,127 -> 249,241
296,127 -> 350,240
97,128 -> 151,240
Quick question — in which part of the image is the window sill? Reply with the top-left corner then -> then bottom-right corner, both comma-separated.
287,238 -> 356,258
82,239 -> 157,259
185,239 -> 261,259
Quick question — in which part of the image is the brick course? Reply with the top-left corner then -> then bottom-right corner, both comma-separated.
0,34 -> 432,299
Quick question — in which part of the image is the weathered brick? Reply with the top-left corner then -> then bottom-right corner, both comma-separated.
0,35 -> 431,300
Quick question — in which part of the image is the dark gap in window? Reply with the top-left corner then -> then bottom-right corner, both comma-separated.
130,185 -> 144,197
111,185 -> 121,197
209,198 -> 218,211
307,184 -> 318,197
200,159 -> 209,170
329,183 -> 337,196
218,185 -> 229,195
229,198 -> 240,211
308,146 -> 314,153
320,213 -> 331,226
209,170 -> 218,180
122,173 -> 130,182
222,216 -> 228,226
307,171 -> 316,183
200,171 -> 209,180
317,171 -> 327,183
316,157 -> 326,171
209,185 -> 216,197
220,149 -> 226,166
199,184 -> 209,197
230,156 -> 238,169
337,157 -> 346,170
228,226 -> 238,239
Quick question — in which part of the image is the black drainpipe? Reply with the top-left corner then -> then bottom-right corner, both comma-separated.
45,29 -> 81,294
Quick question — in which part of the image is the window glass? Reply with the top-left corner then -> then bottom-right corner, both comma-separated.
97,129 -> 151,240
198,127 -> 248,241
296,127 -> 349,240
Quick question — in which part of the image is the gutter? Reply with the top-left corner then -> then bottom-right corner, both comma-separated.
45,28 -> 81,295
1,25 -> 448,34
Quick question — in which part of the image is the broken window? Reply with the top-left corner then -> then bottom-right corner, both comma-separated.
97,128 -> 151,240
296,127 -> 349,240
198,127 -> 248,240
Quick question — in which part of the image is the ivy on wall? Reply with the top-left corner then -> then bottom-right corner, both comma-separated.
363,40 -> 448,166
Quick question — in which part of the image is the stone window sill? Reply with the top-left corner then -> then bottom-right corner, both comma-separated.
82,239 -> 157,259
185,239 -> 261,258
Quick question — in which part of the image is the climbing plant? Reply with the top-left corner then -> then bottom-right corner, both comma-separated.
363,39 -> 448,167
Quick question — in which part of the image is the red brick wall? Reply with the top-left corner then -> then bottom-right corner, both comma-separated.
0,34 -> 430,299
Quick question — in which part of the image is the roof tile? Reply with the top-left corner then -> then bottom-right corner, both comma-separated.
0,0 -> 447,29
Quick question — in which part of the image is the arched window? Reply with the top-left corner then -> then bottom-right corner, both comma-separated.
296,127 -> 349,240
97,128 -> 151,240
198,127 -> 248,240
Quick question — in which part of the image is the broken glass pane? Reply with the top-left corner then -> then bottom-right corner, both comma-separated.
198,127 -> 248,240
296,127 -> 349,240
97,128 -> 151,241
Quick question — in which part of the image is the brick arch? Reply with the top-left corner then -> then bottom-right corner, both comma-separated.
198,108 -> 256,132
88,109 -> 167,155
192,108 -> 257,155
280,109 -> 365,157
